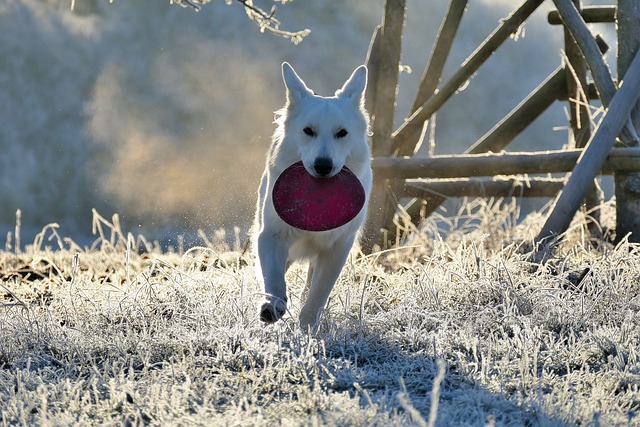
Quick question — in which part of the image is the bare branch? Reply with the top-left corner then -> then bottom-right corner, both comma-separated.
171,0 -> 211,11
172,0 -> 310,44
70,0 -> 310,43
237,0 -> 310,44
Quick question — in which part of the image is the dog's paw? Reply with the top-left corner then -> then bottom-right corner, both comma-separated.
298,311 -> 320,333
259,302 -> 286,324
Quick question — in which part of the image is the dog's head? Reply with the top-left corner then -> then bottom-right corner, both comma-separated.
279,63 -> 369,178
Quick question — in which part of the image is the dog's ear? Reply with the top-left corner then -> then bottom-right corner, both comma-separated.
336,65 -> 367,104
282,62 -> 313,105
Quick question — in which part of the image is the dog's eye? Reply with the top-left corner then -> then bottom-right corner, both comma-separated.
335,129 -> 348,139
303,127 -> 316,137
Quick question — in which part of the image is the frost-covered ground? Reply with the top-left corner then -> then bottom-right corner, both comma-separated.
1,203 -> 639,426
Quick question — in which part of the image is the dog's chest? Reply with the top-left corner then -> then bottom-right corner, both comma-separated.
287,228 -> 347,260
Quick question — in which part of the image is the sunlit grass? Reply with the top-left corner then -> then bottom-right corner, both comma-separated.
1,201 -> 639,426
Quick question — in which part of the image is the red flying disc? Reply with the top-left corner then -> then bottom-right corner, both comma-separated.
273,161 -> 366,232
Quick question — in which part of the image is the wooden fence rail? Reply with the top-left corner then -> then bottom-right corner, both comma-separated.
373,147 -> 640,180
548,5 -> 616,25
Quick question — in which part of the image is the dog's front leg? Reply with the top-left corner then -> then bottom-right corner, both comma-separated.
298,241 -> 353,331
257,231 -> 289,323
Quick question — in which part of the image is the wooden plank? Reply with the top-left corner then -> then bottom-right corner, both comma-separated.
411,0 -> 468,112
551,0 -> 639,144
548,5 -> 616,25
535,48 -> 640,245
403,177 -> 566,199
373,147 -> 640,179
391,0 -> 545,155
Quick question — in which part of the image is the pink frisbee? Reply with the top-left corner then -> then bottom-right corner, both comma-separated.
273,161 -> 366,232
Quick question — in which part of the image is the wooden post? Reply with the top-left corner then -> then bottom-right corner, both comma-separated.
614,0 -> 640,243
370,1 -> 405,158
535,48 -> 640,247
362,0 -> 406,252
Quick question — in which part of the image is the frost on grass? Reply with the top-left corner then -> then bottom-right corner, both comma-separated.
1,201 -> 639,426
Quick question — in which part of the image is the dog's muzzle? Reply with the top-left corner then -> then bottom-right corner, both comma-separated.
313,157 -> 334,177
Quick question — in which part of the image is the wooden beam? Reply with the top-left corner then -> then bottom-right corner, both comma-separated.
371,0 -> 405,157
548,5 -> 616,25
403,177 -> 566,199
411,0 -> 468,113
551,0 -> 639,144
535,48 -> 640,245
373,147 -> 640,180
391,0 -> 545,155
362,0 -> 406,252
419,37 -> 602,220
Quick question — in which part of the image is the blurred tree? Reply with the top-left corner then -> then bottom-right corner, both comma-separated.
71,0 -> 310,43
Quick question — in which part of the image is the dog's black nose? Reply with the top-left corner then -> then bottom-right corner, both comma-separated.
313,157 -> 333,177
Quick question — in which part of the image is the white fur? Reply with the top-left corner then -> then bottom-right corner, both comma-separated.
254,63 -> 371,331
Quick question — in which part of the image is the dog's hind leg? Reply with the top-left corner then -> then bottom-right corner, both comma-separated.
298,241 -> 352,331
257,232 -> 289,323
300,258 -> 316,304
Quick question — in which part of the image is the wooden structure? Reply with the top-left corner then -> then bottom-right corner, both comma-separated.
362,0 -> 640,253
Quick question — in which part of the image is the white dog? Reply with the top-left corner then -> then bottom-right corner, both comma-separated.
254,63 -> 372,330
